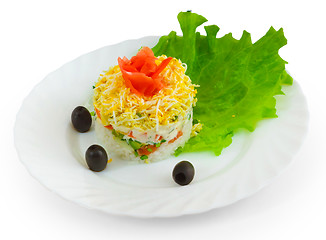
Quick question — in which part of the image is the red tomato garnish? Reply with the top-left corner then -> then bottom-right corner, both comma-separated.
118,47 -> 172,97
104,125 -> 113,130
150,57 -> 173,79
95,107 -> 101,120
155,134 -> 163,141
168,131 -> 183,143
137,144 -> 159,156
128,131 -> 135,138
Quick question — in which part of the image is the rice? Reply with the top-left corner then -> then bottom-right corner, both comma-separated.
94,114 -> 193,163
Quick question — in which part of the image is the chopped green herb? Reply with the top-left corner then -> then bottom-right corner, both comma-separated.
140,155 -> 148,160
134,150 -> 139,157
129,140 -> 142,150
155,138 -> 166,147
147,148 -> 152,152
136,112 -> 142,117
172,115 -> 178,121
92,85 -> 95,89
174,146 -> 183,156
112,129 -> 124,139
90,111 -> 95,116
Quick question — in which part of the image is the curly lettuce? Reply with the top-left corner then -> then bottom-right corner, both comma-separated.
152,12 -> 293,156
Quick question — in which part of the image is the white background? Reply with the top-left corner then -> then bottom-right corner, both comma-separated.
1,0 -> 325,239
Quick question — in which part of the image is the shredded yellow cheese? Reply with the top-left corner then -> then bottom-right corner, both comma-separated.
191,123 -> 203,137
93,56 -> 198,131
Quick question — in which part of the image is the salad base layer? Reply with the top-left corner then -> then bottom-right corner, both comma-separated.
94,117 -> 193,163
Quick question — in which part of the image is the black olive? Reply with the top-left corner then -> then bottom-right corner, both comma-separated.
85,145 -> 108,172
172,161 -> 195,186
71,106 -> 92,133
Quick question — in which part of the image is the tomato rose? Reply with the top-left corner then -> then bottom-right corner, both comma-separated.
118,47 -> 172,96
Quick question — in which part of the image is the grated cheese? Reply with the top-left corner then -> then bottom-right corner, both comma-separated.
93,56 -> 199,132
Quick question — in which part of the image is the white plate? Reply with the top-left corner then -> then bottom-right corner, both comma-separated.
14,36 -> 309,218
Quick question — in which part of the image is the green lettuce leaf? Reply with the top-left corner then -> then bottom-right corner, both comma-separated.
152,12 -> 293,156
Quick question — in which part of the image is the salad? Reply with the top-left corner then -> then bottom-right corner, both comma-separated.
93,46 -> 199,163
72,11 -> 293,183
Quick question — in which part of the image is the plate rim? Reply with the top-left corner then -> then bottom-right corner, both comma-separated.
14,36 -> 309,218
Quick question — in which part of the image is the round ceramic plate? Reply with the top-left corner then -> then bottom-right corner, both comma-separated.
14,36 -> 309,218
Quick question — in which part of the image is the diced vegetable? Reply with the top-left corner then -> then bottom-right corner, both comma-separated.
137,144 -> 158,156
128,131 -> 135,138
95,107 -> 101,120
168,131 -> 183,143
140,155 -> 148,160
112,129 -> 124,139
129,140 -> 142,150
